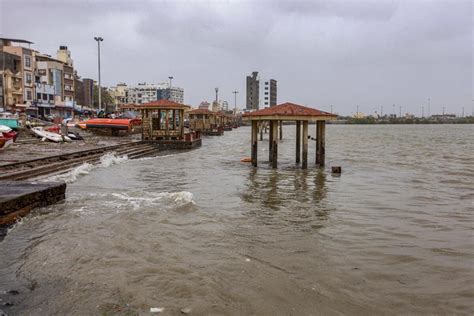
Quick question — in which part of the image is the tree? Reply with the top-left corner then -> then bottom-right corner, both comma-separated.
93,85 -> 114,110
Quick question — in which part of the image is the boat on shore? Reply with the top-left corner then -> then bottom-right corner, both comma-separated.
31,127 -> 72,143
0,112 -> 19,129
77,118 -> 141,131
0,125 -> 18,149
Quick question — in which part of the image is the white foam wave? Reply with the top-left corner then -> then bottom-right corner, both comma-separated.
109,191 -> 195,210
45,152 -> 128,183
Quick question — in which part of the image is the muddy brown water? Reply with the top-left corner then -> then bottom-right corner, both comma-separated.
1,125 -> 473,315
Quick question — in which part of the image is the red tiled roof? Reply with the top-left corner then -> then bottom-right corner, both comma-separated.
188,108 -> 217,115
136,99 -> 190,109
243,102 -> 337,118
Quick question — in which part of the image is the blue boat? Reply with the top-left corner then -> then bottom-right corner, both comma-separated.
0,113 -> 19,129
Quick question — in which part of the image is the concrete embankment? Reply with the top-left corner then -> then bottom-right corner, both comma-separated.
0,181 -> 66,227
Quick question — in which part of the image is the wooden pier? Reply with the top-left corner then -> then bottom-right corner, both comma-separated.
243,102 -> 337,169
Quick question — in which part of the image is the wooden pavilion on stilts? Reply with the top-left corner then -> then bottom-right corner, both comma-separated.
243,102 -> 337,169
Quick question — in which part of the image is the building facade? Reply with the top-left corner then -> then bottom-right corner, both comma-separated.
245,71 -> 277,110
126,82 -> 184,104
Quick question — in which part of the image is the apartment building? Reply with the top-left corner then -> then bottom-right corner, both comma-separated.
0,38 -> 35,110
126,82 -> 184,104
0,51 -> 22,111
75,77 -> 94,109
245,71 -> 277,110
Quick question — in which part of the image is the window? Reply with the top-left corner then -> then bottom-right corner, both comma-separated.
37,93 -> 41,100
42,93 -> 47,100
265,92 -> 268,95
49,95 -> 54,101
25,73 -> 32,84
25,56 -> 31,68
265,82 -> 268,85
265,97 -> 268,100
265,87 -> 268,90
26,90 -> 32,100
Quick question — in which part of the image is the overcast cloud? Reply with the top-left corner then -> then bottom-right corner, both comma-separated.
1,0 -> 472,115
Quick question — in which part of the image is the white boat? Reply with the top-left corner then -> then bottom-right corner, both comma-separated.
31,127 -> 72,143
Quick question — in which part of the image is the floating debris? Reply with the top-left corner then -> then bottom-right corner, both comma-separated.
150,307 -> 164,313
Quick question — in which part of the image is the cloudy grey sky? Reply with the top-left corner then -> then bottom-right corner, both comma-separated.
1,0 -> 472,115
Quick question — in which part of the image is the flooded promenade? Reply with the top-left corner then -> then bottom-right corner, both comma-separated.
0,124 -> 473,315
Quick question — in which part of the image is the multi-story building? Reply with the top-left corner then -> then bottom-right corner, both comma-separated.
246,71 -> 259,111
109,82 -> 128,108
157,84 -> 184,104
0,38 -> 35,110
75,77 -> 94,109
0,51 -> 22,111
261,78 -> 277,108
56,46 -> 75,104
245,71 -> 277,110
126,82 -> 184,104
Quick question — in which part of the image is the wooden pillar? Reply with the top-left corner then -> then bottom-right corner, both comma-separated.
302,121 -> 308,169
269,120 -> 273,162
316,120 -> 326,166
251,120 -> 258,167
279,120 -> 283,140
272,120 -> 278,168
296,121 -> 301,163
180,110 -> 184,139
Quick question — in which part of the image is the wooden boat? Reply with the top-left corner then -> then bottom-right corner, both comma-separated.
77,118 -> 141,131
31,127 -> 72,143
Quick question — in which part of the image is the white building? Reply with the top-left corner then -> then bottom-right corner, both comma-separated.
125,82 -> 184,104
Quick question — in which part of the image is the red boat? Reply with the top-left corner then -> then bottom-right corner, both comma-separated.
77,118 -> 141,131
0,125 -> 18,149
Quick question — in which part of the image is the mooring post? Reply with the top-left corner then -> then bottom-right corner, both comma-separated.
316,120 -> 326,166
272,120 -> 278,168
279,120 -> 283,140
296,121 -> 301,163
269,120 -> 273,162
302,121 -> 308,169
251,120 -> 258,167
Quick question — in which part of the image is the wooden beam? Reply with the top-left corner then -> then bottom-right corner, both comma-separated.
296,120 -> 301,163
272,120 -> 278,168
316,120 -> 326,166
251,120 -> 258,167
279,120 -> 283,140
269,120 -> 273,162
302,121 -> 308,169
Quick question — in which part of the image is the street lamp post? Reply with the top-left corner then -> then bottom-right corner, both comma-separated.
168,76 -> 173,100
232,90 -> 238,113
94,36 -> 104,112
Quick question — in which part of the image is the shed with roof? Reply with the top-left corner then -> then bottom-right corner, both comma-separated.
243,102 -> 337,168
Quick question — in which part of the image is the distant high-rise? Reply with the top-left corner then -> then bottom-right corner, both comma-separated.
246,71 -> 277,110
246,71 -> 259,111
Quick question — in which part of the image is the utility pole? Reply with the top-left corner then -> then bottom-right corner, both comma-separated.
356,105 -> 359,116
232,90 -> 238,113
168,76 -> 173,101
442,106 -> 445,115
94,36 -> 104,112
399,105 -> 402,118
215,87 -> 219,103
381,105 -> 383,116
462,106 -> 464,117
428,98 -> 431,117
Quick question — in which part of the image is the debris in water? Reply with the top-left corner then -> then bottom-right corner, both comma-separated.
245,258 -> 251,262
181,307 -> 192,314
150,307 -> 164,313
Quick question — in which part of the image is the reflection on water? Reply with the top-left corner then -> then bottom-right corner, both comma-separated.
0,125 -> 473,315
